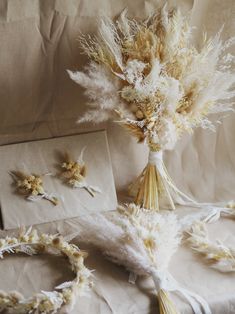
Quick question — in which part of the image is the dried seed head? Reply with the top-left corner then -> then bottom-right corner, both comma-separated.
130,103 -> 138,113
52,237 -> 61,246
135,110 -> 144,119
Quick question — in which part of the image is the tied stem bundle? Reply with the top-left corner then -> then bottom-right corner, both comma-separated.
69,204 -> 211,314
132,150 -> 194,210
68,6 -> 235,211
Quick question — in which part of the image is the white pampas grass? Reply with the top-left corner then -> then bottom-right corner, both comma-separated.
71,204 -> 211,314
68,6 -> 235,211
68,8 -> 235,144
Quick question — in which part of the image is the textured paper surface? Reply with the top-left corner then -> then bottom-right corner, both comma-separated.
0,131 -> 117,229
0,0 -> 234,313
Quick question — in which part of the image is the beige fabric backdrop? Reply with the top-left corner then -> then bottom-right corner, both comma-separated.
0,0 -> 235,313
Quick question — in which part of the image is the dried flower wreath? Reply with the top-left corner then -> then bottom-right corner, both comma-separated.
68,6 -> 235,211
10,171 -> 58,206
72,203 -> 211,314
0,227 -> 92,314
59,149 -> 101,197
186,221 -> 235,273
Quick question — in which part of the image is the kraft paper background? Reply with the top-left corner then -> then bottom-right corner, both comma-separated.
0,0 -> 234,313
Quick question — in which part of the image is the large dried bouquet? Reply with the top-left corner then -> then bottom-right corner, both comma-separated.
68,6 -> 235,210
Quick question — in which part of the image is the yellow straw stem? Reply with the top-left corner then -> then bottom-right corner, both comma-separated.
135,163 -> 160,211
158,289 -> 179,314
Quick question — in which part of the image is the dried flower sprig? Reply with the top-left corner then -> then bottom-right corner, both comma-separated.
0,227 -> 92,314
186,222 -> 235,272
71,203 -> 211,314
10,171 -> 58,205
59,149 -> 101,197
68,6 -> 235,211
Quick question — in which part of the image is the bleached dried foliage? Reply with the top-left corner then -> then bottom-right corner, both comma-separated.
68,6 -> 235,151
0,227 -> 92,314
75,203 -> 211,314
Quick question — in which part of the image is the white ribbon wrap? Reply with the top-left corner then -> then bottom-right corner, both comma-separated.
148,150 -> 232,219
27,192 -> 59,204
148,150 -> 197,209
73,180 -> 101,197
151,269 -> 211,314
180,202 -> 235,231
70,147 -> 102,197
148,150 -> 163,167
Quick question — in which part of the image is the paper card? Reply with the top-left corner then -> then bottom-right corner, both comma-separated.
0,130 -> 117,230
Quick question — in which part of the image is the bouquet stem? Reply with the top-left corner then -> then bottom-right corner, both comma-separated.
131,150 -> 194,211
158,289 -> 179,314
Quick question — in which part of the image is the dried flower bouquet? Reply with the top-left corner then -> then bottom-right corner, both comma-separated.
68,6 -> 235,211
73,204 -> 211,314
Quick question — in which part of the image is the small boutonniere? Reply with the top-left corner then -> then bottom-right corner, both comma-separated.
10,171 -> 58,205
60,148 -> 101,197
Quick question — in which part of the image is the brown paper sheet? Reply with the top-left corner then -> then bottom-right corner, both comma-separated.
0,131 -> 117,229
0,0 -> 234,313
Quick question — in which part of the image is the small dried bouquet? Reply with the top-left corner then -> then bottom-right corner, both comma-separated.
59,149 -> 101,197
10,171 -> 58,205
68,6 -> 235,210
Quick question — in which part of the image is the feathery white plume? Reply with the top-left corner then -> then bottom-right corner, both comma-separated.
70,204 -> 211,314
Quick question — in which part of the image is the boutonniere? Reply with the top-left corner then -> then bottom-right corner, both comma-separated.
60,148 -> 101,197
10,171 -> 58,205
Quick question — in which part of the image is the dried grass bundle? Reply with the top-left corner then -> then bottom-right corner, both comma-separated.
68,6 -> 235,210
71,203 -> 211,314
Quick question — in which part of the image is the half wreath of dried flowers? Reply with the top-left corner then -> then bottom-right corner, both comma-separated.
10,171 -> 58,206
186,222 -> 235,273
59,149 -> 101,197
0,227 -> 92,314
72,203 -> 211,314
68,6 -> 235,211
186,201 -> 235,273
